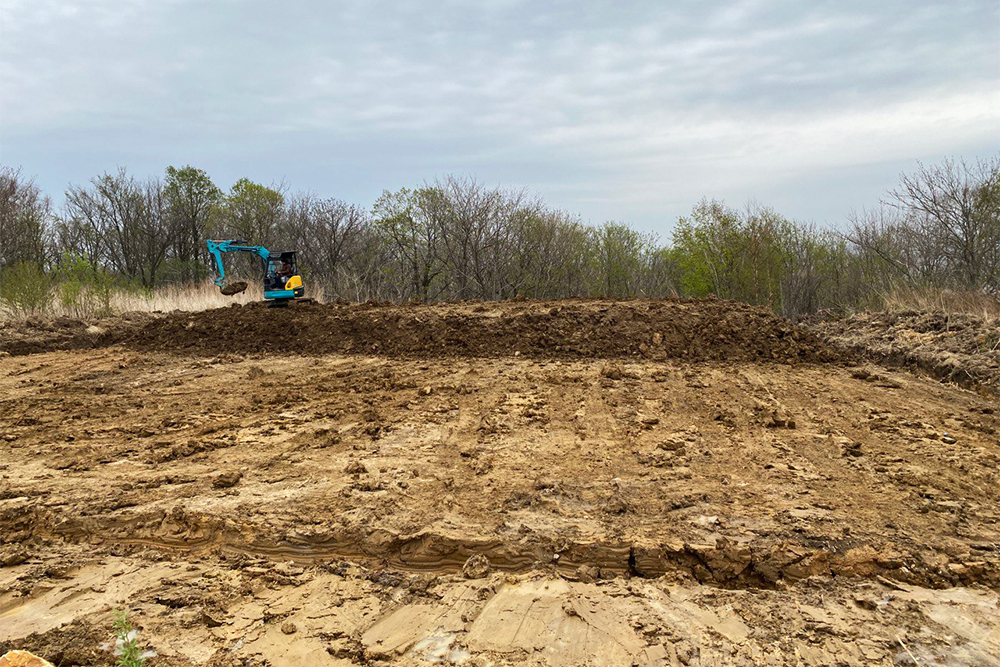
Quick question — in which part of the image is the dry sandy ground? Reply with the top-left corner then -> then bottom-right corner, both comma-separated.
1,300 -> 998,666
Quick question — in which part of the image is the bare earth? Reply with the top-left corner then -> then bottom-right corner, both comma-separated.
1,300 -> 998,666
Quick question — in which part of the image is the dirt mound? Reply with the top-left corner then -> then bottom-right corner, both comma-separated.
0,313 -> 160,357
808,309 -> 1000,395
121,298 -> 840,362
0,316 -> 115,356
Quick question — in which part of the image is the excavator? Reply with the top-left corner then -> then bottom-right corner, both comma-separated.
206,239 -> 305,306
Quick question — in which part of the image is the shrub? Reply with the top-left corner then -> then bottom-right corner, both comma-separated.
0,261 -> 53,316
56,254 -> 119,317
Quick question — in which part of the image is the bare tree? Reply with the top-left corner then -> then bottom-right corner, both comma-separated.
434,176 -> 541,300
846,206 -> 922,287
0,167 -> 51,269
285,192 -> 371,298
62,169 -> 173,288
887,157 -> 1000,290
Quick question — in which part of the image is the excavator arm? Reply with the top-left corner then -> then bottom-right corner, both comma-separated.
206,239 -> 271,295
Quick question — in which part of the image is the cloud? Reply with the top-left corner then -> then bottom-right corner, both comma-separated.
0,0 -> 996,229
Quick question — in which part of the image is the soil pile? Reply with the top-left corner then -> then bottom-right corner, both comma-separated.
122,298 -> 840,362
809,309 -> 1000,395
0,316 -> 127,356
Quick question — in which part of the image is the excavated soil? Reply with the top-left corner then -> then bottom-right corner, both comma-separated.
2,299 -> 999,666
2,298 -> 839,364
0,315 -> 129,357
809,309 -> 1000,396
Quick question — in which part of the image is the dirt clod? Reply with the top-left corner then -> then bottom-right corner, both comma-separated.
0,546 -> 29,567
344,461 -> 367,474
212,471 -> 243,488
0,650 -> 54,667
221,282 -> 249,296
462,554 -> 491,579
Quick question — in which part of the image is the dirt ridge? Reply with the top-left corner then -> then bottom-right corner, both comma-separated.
808,309 -> 1000,395
24,507 -> 995,590
127,298 -> 841,362
1,298 -> 842,363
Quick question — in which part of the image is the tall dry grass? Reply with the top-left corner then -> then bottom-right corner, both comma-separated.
110,280 -> 263,313
0,280 -> 330,321
878,286 -> 1000,322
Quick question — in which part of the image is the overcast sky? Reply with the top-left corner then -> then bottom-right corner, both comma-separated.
1,0 -> 998,234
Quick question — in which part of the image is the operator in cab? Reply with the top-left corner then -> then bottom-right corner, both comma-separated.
276,261 -> 293,286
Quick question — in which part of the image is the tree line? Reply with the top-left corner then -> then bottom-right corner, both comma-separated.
1,157 -> 997,319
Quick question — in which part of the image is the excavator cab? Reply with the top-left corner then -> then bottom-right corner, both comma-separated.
264,251 -> 304,301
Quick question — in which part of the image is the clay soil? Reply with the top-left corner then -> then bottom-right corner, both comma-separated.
1,299 -> 998,666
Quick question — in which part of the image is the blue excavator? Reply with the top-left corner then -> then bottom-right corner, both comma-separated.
206,239 -> 305,305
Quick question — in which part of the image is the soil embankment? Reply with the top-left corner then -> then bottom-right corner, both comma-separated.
808,309 -> 1000,396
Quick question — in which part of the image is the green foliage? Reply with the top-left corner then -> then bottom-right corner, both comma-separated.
372,188 -> 416,239
112,610 -> 146,667
55,254 -> 120,317
165,166 -> 222,280
670,200 -> 813,315
668,233 -> 712,298
165,166 -> 221,208
596,222 -> 654,297
671,201 -> 736,298
219,178 -> 285,245
0,261 -> 53,316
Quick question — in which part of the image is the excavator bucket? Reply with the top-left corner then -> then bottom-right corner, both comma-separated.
220,281 -> 249,296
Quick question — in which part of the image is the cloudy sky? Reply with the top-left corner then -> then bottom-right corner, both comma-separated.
1,0 -> 997,234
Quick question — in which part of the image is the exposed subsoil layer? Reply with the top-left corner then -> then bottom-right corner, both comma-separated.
809,309 -> 1000,396
2,299 -> 999,666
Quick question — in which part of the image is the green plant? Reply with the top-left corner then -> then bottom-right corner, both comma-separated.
0,261 -> 53,316
55,254 -> 120,317
112,610 -> 147,667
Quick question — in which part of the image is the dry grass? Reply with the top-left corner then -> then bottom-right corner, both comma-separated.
110,280 -> 263,313
0,280 -> 321,321
879,286 -> 1000,322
